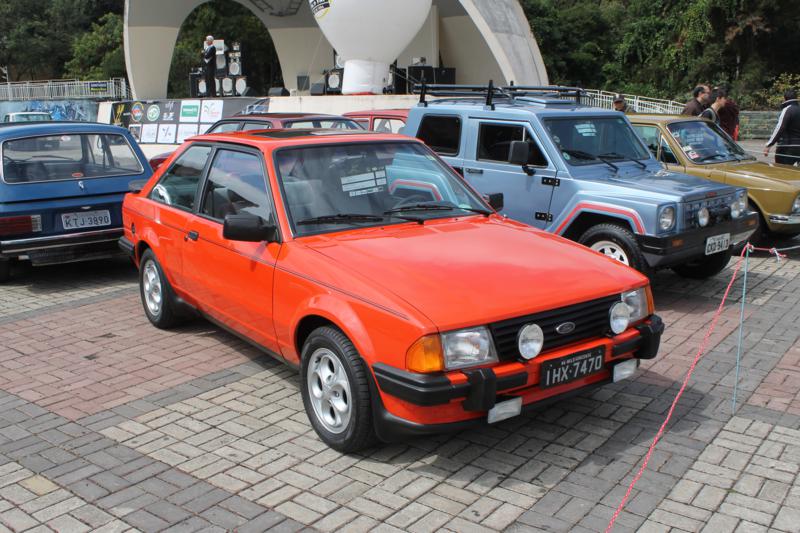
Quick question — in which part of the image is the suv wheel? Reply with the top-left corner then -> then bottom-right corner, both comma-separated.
0,259 -> 10,283
672,249 -> 732,279
301,326 -> 377,453
579,223 -> 650,274
139,249 -> 184,329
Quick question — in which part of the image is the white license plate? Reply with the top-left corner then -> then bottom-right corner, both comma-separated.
61,210 -> 111,230
487,397 -> 522,424
705,233 -> 730,255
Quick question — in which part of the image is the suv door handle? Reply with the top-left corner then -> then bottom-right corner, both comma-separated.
185,231 -> 199,242
465,168 -> 483,175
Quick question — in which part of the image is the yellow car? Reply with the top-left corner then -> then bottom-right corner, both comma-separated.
631,115 -> 800,239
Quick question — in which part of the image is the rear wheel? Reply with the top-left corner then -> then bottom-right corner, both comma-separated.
0,259 -> 10,283
301,326 -> 377,453
139,249 -> 184,329
672,249 -> 732,279
579,223 -> 650,275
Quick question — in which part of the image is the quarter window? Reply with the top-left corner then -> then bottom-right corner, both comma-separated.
200,150 -> 273,222
416,116 -> 461,156
477,123 -> 548,166
150,145 -> 211,210
373,118 -> 406,134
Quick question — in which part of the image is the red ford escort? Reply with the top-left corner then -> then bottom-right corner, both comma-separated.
121,129 -> 663,452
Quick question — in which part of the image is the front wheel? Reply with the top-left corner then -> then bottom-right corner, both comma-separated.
579,223 -> 650,275
301,326 -> 377,453
672,249 -> 732,279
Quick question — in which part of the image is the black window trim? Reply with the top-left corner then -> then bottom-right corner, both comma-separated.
474,120 -> 550,168
416,114 -> 462,157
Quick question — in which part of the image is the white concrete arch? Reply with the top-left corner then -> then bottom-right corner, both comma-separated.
124,0 -> 548,100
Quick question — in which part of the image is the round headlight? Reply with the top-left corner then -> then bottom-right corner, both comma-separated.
730,200 -> 742,219
518,323 -> 544,360
697,207 -> 710,227
609,302 -> 631,335
659,206 -> 676,231
792,195 -> 800,214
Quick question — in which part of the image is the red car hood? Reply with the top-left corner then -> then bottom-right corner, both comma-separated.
303,217 -> 647,331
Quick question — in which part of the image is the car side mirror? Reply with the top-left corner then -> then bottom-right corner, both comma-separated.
508,140 -> 536,176
483,193 -> 504,211
223,214 -> 279,243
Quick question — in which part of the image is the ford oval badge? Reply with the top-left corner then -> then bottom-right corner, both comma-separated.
556,322 -> 576,335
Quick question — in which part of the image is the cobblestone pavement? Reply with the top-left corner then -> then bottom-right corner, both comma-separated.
1,246 -> 800,533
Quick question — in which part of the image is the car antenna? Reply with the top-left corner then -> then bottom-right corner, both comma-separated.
419,80 -> 428,107
486,80 -> 495,110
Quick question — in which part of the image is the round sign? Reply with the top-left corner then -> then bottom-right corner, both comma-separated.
146,104 -> 160,122
310,0 -> 331,19
130,102 -> 144,123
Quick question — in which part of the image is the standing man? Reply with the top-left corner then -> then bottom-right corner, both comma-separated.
613,94 -> 632,113
764,89 -> 800,166
682,85 -> 710,116
202,35 -> 217,97
700,88 -> 727,125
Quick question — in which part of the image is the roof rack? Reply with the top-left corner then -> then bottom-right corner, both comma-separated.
413,81 -> 585,109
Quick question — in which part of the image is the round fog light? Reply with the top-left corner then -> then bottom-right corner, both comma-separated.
697,207 -> 710,227
518,323 -> 544,360
609,302 -> 631,335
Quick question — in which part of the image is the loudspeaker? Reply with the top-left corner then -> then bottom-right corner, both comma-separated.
221,77 -> 235,96
269,87 -> 290,97
228,57 -> 242,77
310,82 -> 326,96
296,75 -> 310,92
407,66 -> 434,85
434,67 -> 456,85
325,69 -> 344,94
234,77 -> 248,96
390,66 -> 407,94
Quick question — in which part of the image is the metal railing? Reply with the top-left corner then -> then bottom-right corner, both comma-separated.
0,78 -> 131,101
579,90 -> 684,114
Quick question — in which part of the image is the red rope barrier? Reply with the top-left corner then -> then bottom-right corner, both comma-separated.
605,247 -> 748,532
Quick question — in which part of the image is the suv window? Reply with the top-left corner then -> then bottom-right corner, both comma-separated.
200,150 -> 273,222
2,133 -> 142,184
241,122 -> 272,131
477,123 -> 548,166
416,116 -> 461,156
209,122 -> 241,134
150,145 -> 211,210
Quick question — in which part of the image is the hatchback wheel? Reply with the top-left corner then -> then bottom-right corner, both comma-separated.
139,249 -> 183,328
301,326 -> 377,453
0,259 -> 10,283
579,223 -> 650,275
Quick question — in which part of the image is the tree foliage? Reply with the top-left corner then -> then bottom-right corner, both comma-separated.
64,13 -> 125,80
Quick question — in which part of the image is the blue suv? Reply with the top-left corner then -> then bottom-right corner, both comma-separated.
403,85 -> 758,277
0,122 -> 151,281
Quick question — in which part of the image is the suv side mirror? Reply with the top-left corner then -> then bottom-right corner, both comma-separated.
223,214 -> 279,243
483,193 -> 504,211
508,141 -> 536,176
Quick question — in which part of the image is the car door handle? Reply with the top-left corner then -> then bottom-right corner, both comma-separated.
465,168 -> 484,175
185,231 -> 199,242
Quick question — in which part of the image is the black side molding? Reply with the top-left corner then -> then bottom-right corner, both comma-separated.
118,236 -> 134,258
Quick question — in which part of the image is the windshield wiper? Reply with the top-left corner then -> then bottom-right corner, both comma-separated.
561,149 -> 618,172
297,213 -> 387,226
384,202 -> 492,216
598,152 -> 647,169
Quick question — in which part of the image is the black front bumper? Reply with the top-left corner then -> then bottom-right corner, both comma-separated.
371,315 -> 663,441
637,213 -> 758,268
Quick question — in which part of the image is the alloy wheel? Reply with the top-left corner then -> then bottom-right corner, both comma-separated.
307,348 -> 352,434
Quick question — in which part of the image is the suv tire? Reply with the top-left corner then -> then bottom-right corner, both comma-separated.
579,223 -> 650,275
0,259 -> 10,283
139,249 -> 184,329
301,326 -> 377,453
672,249 -> 732,279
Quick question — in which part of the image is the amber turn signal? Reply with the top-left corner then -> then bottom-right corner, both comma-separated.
406,335 -> 444,373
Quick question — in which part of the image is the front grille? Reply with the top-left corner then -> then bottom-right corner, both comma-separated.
684,195 -> 734,230
489,294 -> 620,361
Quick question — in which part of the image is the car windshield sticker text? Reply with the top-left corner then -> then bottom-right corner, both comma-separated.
341,169 -> 387,197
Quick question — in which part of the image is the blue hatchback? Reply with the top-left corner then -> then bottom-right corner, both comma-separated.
0,122 -> 151,281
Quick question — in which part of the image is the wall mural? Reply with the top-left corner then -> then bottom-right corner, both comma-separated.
0,100 -> 99,122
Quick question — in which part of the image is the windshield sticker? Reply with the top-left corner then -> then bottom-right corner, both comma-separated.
671,130 -> 681,138
341,169 -> 387,197
574,124 -> 597,136
681,145 -> 693,152
563,152 -> 571,161
688,151 -> 699,159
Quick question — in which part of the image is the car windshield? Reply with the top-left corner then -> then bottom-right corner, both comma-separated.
285,119 -> 363,130
543,116 -> 650,166
276,142 -> 488,236
666,120 -> 750,163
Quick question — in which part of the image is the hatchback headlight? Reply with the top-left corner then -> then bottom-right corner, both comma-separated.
518,323 -> 544,360
622,288 -> 649,323
440,327 -> 498,370
792,195 -> 800,214
697,207 -> 710,227
659,206 -> 676,232
609,302 -> 631,335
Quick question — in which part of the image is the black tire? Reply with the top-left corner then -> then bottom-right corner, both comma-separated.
0,259 -> 10,283
300,326 -> 378,453
138,249 -> 184,329
672,249 -> 732,279
747,201 -> 769,245
578,223 -> 651,275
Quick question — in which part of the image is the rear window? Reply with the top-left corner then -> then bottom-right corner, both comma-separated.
2,133 -> 143,184
416,115 -> 461,156
285,119 -> 363,130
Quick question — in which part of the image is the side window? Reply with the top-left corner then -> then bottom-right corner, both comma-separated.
416,116 -> 461,156
150,145 -> 211,210
374,118 -> 405,134
241,122 -> 272,131
200,150 -> 273,223
208,122 -> 241,134
660,137 -> 679,165
477,123 -> 548,166
633,125 -> 660,157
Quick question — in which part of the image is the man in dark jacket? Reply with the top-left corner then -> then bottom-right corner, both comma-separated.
202,35 -> 217,97
682,85 -> 710,116
764,89 -> 800,166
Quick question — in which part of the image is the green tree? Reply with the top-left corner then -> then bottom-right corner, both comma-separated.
64,13 -> 125,80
